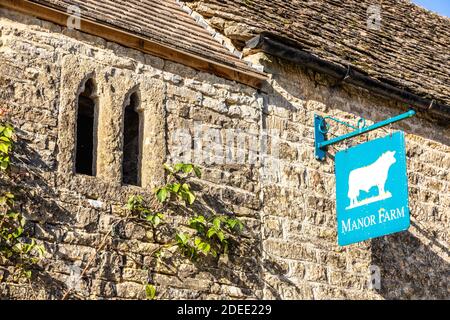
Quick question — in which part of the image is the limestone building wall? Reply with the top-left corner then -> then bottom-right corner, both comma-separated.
0,9 -> 448,300
254,54 -> 449,300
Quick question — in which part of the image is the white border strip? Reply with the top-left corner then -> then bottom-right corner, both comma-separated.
175,0 -> 264,73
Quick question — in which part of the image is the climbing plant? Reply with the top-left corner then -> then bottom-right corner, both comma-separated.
0,123 -> 13,170
127,163 -> 245,299
0,122 -> 45,280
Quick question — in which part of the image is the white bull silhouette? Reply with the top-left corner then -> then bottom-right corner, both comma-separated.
347,151 -> 397,208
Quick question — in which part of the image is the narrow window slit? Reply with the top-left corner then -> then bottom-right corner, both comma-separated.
75,79 -> 97,176
122,92 -> 141,186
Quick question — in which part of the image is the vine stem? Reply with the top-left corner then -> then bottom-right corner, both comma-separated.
27,276 -> 37,298
61,213 -> 131,300
61,195 -> 163,300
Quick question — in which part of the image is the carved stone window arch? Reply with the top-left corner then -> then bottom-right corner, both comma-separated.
75,77 -> 98,176
122,89 -> 143,186
57,55 -> 165,197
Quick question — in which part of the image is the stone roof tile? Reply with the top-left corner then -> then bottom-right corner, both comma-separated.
30,0 -> 261,75
186,0 -> 450,106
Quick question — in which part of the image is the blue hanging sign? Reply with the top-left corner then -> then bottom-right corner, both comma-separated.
335,131 -> 410,246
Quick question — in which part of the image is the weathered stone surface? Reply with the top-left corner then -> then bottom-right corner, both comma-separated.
0,8 -> 448,301
116,282 -> 146,299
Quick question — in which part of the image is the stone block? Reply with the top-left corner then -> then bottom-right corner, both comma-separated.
304,264 -> 327,282
263,239 -> 318,262
116,282 -> 146,299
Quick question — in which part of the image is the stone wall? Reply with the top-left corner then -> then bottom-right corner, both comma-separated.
0,8 -> 263,299
254,54 -> 449,299
0,9 -> 448,300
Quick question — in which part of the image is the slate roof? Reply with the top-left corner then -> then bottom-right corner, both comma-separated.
28,0 -> 262,75
185,0 -> 450,106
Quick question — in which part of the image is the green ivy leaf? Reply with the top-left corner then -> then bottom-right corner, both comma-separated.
0,142 -> 9,154
0,159 -> 9,170
189,217 -> 206,234
145,284 -> 156,300
5,192 -> 14,199
13,227 -> 24,239
227,219 -> 237,229
176,233 -> 188,245
236,220 -> 244,232
6,211 -> 18,219
182,164 -> 193,174
199,242 -> 210,254
213,217 -> 221,230
207,228 -> 216,238
153,215 -> 161,227
36,245 -> 46,257
3,126 -> 13,139
171,183 -> 181,193
20,216 -> 26,227
191,215 -> 206,225
216,230 -> 225,242
186,191 -> 195,205
163,163 -> 173,173
174,163 -> 184,172
156,188 -> 168,203
126,195 -> 143,210
193,166 -> 202,178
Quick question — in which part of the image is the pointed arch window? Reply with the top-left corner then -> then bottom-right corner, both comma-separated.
122,92 -> 142,186
75,78 -> 97,176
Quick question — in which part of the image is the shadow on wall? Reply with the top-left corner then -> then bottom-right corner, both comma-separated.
371,227 -> 449,300
1,136 -> 78,299
143,180 -> 265,299
265,58 -> 449,146
260,58 -> 449,299
3,103 -> 267,299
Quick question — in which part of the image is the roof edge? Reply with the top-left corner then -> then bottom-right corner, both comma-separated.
177,0 -> 265,73
176,0 -> 242,59
0,0 -> 268,88
247,33 -> 450,125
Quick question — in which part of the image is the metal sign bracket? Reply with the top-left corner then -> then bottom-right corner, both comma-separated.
314,109 -> 416,161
